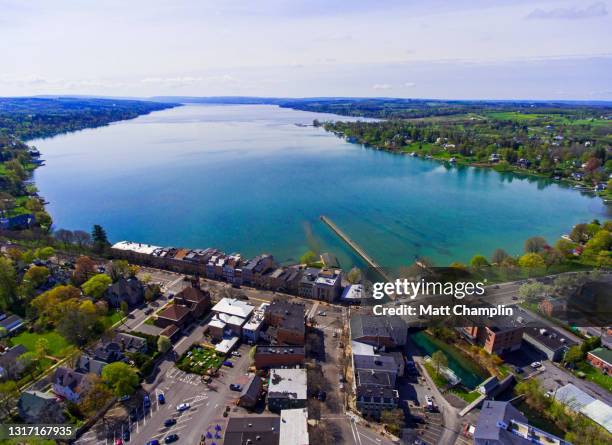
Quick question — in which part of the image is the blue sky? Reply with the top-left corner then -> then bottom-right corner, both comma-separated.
1,0 -> 611,99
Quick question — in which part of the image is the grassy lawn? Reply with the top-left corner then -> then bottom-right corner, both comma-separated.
423,362 -> 448,388
10,330 -> 74,358
177,346 -> 224,375
450,387 -> 481,403
575,362 -> 612,392
99,310 -> 125,330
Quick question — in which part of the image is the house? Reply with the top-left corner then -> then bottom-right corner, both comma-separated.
239,375 -> 263,408
211,298 -> 255,320
341,284 -> 365,304
355,386 -> 399,419
113,332 -> 148,354
297,268 -> 319,298
155,303 -> 192,329
76,354 -> 107,375
265,300 -> 305,346
18,391 -> 64,423
0,344 -> 27,379
0,213 -> 35,230
254,346 -> 305,369
159,324 -> 181,342
104,277 -> 144,308
0,313 -> 25,336
92,341 -> 125,363
242,254 -> 274,286
279,408 -> 309,445
52,367 -> 87,402
350,314 -> 407,348
207,313 -> 247,340
586,347 -> 612,374
267,368 -> 307,412
473,401 -> 568,445
225,416 -> 280,445
461,325 -> 524,355
173,283 -> 211,319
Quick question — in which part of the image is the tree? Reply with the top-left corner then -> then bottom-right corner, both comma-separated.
491,248 -> 510,265
470,255 -> 489,269
518,253 -> 545,269
57,300 -> 100,346
101,362 -> 139,396
78,374 -> 113,416
518,282 -> 550,302
81,274 -> 112,299
144,284 -> 161,302
300,251 -> 318,266
34,247 -> 54,260
22,265 -> 50,290
0,380 -> 19,418
92,224 -> 110,253
157,335 -> 172,353
73,230 -> 92,248
73,256 -> 96,285
563,345 -> 584,366
582,230 -> 611,258
35,338 -> 50,361
555,238 -> 576,257
570,223 -> 589,243
120,300 -> 129,316
108,260 -> 130,282
524,236 -> 547,253
31,285 -> 81,322
431,350 -> 448,375
54,229 -> 75,245
0,257 -> 18,311
346,267 -> 362,284
380,408 -> 405,436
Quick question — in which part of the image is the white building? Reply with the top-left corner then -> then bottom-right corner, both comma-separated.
280,408 -> 309,445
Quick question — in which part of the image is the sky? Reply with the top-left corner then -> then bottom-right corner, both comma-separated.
1,0 -> 611,100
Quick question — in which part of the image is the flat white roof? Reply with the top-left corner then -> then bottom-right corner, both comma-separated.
342,284 -> 365,300
268,368 -> 307,400
112,241 -> 161,255
555,383 -> 612,433
215,336 -> 240,354
212,298 -> 254,319
280,408 -> 309,445
209,313 -> 246,328
243,303 -> 268,331
351,340 -> 377,356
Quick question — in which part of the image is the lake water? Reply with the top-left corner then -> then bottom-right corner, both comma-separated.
32,104 -> 608,269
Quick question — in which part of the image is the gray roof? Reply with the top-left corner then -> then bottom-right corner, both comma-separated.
240,375 -> 263,401
474,401 -> 528,445
350,314 -> 404,341
54,367 -> 85,391
225,416 -> 280,445
356,369 -> 395,388
523,327 -> 577,351
0,344 -> 26,367
353,354 -> 399,374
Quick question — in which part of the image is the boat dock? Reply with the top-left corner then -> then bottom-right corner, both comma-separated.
320,215 -> 392,282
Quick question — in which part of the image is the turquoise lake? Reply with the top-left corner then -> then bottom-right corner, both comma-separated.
32,104 -> 609,269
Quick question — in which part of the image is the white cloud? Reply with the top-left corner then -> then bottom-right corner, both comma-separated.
372,83 -> 392,90
526,2 -> 608,20
404,82 -> 416,87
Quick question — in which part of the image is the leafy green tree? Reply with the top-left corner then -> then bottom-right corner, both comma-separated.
92,224 -> 110,253
81,274 -> 112,299
56,300 -> 100,346
518,253 -> 545,269
22,265 -> 50,293
555,238 -> 576,257
346,267 -> 362,284
431,350 -> 448,375
582,230 -> 611,259
157,335 -> 172,353
120,300 -> 129,316
518,282 -> 550,302
380,408 -> 405,436
101,362 -> 139,396
300,251 -> 318,266
34,247 -> 54,260
0,257 -> 18,311
563,345 -> 584,366
470,254 -> 489,269
0,380 -> 20,418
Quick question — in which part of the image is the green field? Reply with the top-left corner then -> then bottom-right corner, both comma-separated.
10,330 -> 74,358
575,362 -> 612,392
177,346 -> 224,375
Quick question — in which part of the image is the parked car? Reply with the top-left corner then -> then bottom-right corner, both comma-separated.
143,395 -> 151,407
231,351 -> 241,357
317,391 -> 327,401
122,430 -> 130,441
514,367 -> 524,374
115,439 -> 123,445
176,403 -> 190,411
164,434 -> 179,444
530,361 -> 542,369
318,311 -> 326,316
146,441 -> 159,445
158,393 -> 165,404
118,395 -> 130,402
223,361 -> 234,368
164,418 -> 177,427
229,383 -> 242,391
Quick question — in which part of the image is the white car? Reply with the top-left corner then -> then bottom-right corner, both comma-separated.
231,351 -> 241,357
176,403 -> 190,411
530,361 -> 542,369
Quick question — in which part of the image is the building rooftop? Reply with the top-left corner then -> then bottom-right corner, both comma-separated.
523,327 -> 577,351
243,303 -> 268,331
157,304 -> 191,322
279,408 -> 309,445
341,284 -> 365,301
350,315 -> 405,341
555,383 -> 612,433
588,347 -> 612,365
268,368 -> 307,401
212,298 -> 254,319
473,401 -> 528,445
354,354 -> 399,374
112,241 -> 161,255
255,346 -> 305,355
356,369 -> 395,387
225,416 -> 280,445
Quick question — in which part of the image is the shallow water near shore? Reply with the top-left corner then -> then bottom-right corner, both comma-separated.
32,104 -> 608,269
